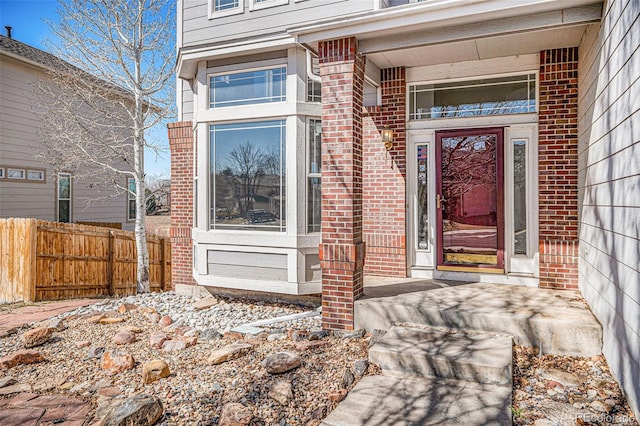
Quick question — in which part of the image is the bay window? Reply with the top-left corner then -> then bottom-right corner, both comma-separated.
210,120 -> 286,232
209,67 -> 286,108
307,119 -> 321,233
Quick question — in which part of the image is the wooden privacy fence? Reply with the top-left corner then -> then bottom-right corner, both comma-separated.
0,218 -> 171,304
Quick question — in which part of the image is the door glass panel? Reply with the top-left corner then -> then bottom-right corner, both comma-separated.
417,144 -> 429,250
440,134 -> 498,266
513,139 -> 527,255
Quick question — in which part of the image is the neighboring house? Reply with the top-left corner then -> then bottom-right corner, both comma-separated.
0,33 -> 135,230
170,0 -> 638,415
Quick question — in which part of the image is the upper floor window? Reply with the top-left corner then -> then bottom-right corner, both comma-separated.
251,0 -> 289,10
211,0 -> 244,18
209,67 -> 286,108
58,173 -> 71,223
409,73 -> 536,120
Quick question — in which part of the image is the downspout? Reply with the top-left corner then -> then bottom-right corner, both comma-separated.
304,47 -> 321,83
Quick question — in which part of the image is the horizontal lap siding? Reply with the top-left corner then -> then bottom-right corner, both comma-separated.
578,0 -> 640,417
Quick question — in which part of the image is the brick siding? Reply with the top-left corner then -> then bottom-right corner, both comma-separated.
538,47 -> 579,289
319,37 -> 365,330
363,67 -> 407,276
168,121 -> 196,288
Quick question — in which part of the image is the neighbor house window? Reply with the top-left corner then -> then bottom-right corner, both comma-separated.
0,168 -> 4,179
7,168 -> 25,179
27,169 -> 45,181
127,178 -> 136,221
251,0 -> 288,10
211,0 -> 244,17
409,73 -> 536,119
307,119 -> 321,233
209,67 -> 286,108
210,120 -> 286,232
57,173 -> 71,223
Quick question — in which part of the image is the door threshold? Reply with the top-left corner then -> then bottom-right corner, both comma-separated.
437,266 -> 504,274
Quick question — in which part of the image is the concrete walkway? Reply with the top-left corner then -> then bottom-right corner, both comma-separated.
0,299 -> 97,337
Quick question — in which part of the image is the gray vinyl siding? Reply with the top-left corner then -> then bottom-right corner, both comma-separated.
182,0 -> 372,47
181,79 -> 194,122
577,0 -> 639,417
0,55 -> 132,230
207,250 -> 288,281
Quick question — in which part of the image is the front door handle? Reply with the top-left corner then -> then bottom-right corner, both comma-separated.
436,194 -> 446,209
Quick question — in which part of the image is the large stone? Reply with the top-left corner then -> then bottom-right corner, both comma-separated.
208,343 -> 253,365
268,380 -> 293,405
99,393 -> 163,426
340,368 -> 355,389
22,327 -> 53,348
149,333 -> 168,349
262,351 -> 301,374
353,359 -> 369,378
88,313 -> 107,324
158,316 -> 172,327
0,376 -> 16,388
100,317 -> 125,325
48,317 -> 66,331
113,330 -> 137,345
0,383 -> 32,395
192,297 -> 218,310
117,303 -> 138,314
219,402 -> 252,426
0,350 -> 45,369
101,352 -> 135,375
142,360 -> 170,385
161,340 -> 187,353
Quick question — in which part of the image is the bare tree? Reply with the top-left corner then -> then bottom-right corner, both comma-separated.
34,0 -> 175,293
226,142 -> 267,218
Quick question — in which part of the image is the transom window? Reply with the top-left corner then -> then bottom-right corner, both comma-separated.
214,0 -> 240,12
210,120 -> 286,232
409,74 -> 536,120
210,67 -> 286,108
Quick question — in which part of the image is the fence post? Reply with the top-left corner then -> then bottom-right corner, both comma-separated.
107,231 -> 114,296
24,219 -> 38,302
160,237 -> 166,292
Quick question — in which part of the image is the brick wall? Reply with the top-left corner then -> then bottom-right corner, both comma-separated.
319,37 -> 365,330
538,47 -> 579,289
168,121 -> 196,288
363,67 -> 407,276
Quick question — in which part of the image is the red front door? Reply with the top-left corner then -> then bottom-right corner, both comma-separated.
435,128 -> 504,271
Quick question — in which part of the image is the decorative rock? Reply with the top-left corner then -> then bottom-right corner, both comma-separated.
192,297 -> 218,310
540,368 -> 581,388
328,389 -> 347,402
159,316 -> 172,327
100,393 -> 163,426
208,343 -> 253,365
223,331 -> 243,340
100,317 -> 125,324
70,381 -> 92,394
149,333 -> 168,349
0,350 -> 45,369
587,389 -> 598,399
340,368 -> 355,389
200,329 -> 223,341
88,313 -> 107,324
101,352 -> 135,375
309,330 -> 329,340
147,312 -> 161,323
142,360 -> 170,384
117,303 -> 138,313
161,339 -> 188,352
22,326 -> 53,348
262,351 -> 301,374
122,325 -> 143,334
368,329 -> 387,347
268,380 -> 293,405
140,307 -> 157,314
98,386 -> 122,397
75,340 -> 91,348
48,317 -> 66,331
267,333 -> 287,342
219,402 -> 253,426
87,346 -> 105,359
338,328 -> 365,339
590,400 -> 608,413
91,378 -> 112,392
291,330 -> 308,342
353,359 -> 369,378
0,376 -> 16,388
0,383 -> 32,395
294,341 -> 330,352
533,419 -> 556,426
113,330 -> 137,345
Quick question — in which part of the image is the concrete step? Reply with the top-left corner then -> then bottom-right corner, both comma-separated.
369,326 -> 513,385
355,283 -> 602,357
320,374 -> 512,426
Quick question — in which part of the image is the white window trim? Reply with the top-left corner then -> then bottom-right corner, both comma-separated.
306,117 -> 321,234
209,0 -> 244,19
208,65 -> 288,109
57,172 -> 72,223
251,0 -> 288,11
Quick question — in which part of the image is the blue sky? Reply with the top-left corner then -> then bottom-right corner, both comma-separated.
0,0 -> 172,179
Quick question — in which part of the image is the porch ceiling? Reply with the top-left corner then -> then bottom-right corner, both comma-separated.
366,24 -> 591,69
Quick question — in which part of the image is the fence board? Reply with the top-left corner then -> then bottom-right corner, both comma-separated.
0,219 -> 171,303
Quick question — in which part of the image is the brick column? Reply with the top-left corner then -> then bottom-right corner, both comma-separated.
538,48 -> 579,289
363,67 -> 407,276
168,121 -> 196,288
318,37 -> 365,330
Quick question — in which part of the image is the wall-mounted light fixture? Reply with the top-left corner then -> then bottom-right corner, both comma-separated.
381,125 -> 394,151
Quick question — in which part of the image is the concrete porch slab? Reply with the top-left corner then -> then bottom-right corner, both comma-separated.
356,281 -> 602,356
320,374 -> 512,426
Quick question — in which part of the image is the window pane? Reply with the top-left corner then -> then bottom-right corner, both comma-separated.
308,119 -> 321,174
307,177 -> 321,233
513,140 -> 527,255
410,74 -> 536,119
417,144 -> 428,250
210,67 -> 286,108
129,200 -> 136,221
210,120 -> 286,231
128,178 -> 136,197
58,175 -> 70,199
58,200 -> 70,223
215,0 -> 239,11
